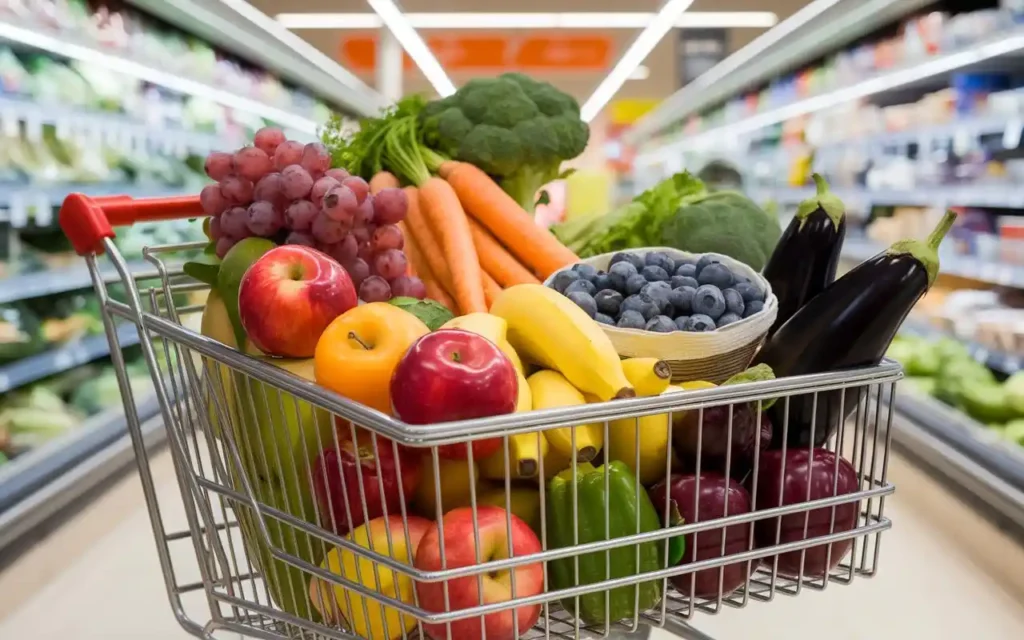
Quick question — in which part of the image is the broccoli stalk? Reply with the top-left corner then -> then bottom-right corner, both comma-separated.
420,73 -> 589,213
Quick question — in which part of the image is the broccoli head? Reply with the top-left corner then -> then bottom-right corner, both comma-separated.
421,73 -> 589,212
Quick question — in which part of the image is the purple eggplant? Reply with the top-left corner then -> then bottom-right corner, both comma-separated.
763,173 -> 846,339
650,473 -> 752,598
755,210 -> 958,448
750,448 -> 858,578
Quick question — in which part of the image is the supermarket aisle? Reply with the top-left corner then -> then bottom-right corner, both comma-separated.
1,448 -> 1023,640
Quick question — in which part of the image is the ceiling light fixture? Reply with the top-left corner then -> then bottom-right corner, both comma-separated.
365,0 -> 456,97
580,0 -> 696,123
629,65 -> 651,81
275,11 -> 778,30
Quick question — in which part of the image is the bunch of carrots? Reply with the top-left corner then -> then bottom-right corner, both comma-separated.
354,112 -> 579,314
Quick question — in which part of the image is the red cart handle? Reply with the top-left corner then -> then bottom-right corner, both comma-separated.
60,193 -> 205,256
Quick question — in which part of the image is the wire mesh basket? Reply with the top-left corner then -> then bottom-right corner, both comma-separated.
60,194 -> 899,640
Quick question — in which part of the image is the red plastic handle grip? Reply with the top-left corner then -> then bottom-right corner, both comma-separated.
60,193 -> 205,256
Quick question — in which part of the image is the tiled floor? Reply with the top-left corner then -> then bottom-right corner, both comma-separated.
1,448 -> 1023,640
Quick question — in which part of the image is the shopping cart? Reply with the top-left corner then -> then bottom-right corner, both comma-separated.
60,193 -> 899,640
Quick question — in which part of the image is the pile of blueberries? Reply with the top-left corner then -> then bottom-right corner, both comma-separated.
550,250 -> 768,332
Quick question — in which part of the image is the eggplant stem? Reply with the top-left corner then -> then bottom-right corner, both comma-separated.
927,210 -> 958,250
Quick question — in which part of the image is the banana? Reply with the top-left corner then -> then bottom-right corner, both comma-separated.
528,370 -> 603,463
607,384 -> 683,485
441,312 -> 523,374
621,358 -> 672,397
491,285 -> 633,401
478,370 -> 548,480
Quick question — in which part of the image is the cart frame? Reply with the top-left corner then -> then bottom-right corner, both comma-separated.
61,193 -> 899,640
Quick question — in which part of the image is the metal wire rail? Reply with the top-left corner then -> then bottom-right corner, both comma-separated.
60,193 -> 899,640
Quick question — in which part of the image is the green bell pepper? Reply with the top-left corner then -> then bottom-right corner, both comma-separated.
547,461 -> 681,625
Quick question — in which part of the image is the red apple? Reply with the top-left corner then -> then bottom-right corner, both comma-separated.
313,427 -> 422,536
414,506 -> 543,640
390,329 -> 516,459
239,245 -> 357,357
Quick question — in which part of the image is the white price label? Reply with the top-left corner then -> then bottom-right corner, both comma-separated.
1,109 -> 18,137
952,128 -> 971,156
1003,119 -> 1023,150
25,113 -> 42,142
9,193 -> 27,228
55,117 -> 71,139
34,193 -> 53,227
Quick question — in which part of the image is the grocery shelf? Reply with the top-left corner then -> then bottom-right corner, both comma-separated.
126,0 -> 383,119
0,96 -> 230,154
0,260 -> 182,306
889,388 -> 1024,530
0,19 -> 341,134
0,395 -> 165,551
629,0 -> 931,143
841,236 -> 1024,290
0,184 -> 194,228
0,323 -> 140,395
637,25 -> 1024,158
900,319 -> 1023,376
753,184 -> 1024,210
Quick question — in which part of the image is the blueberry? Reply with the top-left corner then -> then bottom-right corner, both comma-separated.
686,314 -> 717,332
671,275 -> 699,290
567,291 -> 597,317
674,263 -> 697,279
617,309 -> 646,330
594,312 -> 615,326
717,312 -> 742,327
594,289 -> 624,316
551,269 -> 580,293
674,316 -> 690,331
692,285 -> 726,320
572,263 -> 598,281
668,286 -> 694,315
644,251 -> 676,275
625,274 -> 648,296
695,255 -> 721,274
698,263 -> 735,289
622,294 -> 659,321
733,281 -> 764,303
608,261 -> 637,291
641,265 -> 670,282
610,252 -> 645,271
642,282 -> 674,316
722,288 -> 745,316
645,315 -> 676,333
593,273 -> 613,292
564,278 -> 597,297
743,300 -> 765,318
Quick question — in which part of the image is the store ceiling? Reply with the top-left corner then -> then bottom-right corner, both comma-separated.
248,0 -> 811,112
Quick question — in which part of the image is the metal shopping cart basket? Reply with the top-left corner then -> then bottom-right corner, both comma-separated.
60,193 -> 899,640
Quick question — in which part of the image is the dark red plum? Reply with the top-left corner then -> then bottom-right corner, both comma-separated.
750,448 -> 858,578
649,473 -> 752,598
673,404 -> 772,479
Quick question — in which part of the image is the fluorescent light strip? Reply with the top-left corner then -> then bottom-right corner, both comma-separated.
581,0 -> 696,123
648,30 -> 1024,157
0,21 -> 319,133
366,0 -> 456,98
275,12 -> 778,30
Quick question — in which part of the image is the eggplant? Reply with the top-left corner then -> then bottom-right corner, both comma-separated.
749,448 -> 858,578
649,473 -> 752,598
763,173 -> 846,338
755,210 -> 957,448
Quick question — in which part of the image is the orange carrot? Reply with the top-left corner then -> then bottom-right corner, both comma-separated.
369,171 -> 400,194
480,270 -> 502,308
418,177 -> 487,314
403,221 -> 456,311
467,219 -> 541,287
438,161 -> 579,279
402,186 -> 455,295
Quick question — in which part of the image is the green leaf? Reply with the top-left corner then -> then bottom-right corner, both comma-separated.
183,254 -> 221,288
535,190 -> 551,207
556,167 -> 577,181
666,500 -> 687,567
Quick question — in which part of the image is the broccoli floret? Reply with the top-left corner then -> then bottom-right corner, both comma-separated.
421,73 -> 589,212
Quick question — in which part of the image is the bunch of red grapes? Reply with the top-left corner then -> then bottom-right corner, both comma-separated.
199,126 -> 426,303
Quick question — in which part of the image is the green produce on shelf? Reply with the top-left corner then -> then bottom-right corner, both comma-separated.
0,302 -> 48,363
1004,372 -> 1024,415
1004,420 -> 1024,446
933,358 -> 995,410
904,376 -> 937,396
70,368 -> 153,416
960,383 -> 1016,426
0,386 -> 80,453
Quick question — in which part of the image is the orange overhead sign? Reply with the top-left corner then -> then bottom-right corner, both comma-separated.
340,35 -> 612,72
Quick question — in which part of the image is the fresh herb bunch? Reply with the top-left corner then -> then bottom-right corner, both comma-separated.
320,95 -> 429,180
